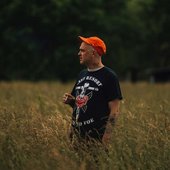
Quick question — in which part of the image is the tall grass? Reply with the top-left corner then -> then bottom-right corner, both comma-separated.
0,81 -> 169,170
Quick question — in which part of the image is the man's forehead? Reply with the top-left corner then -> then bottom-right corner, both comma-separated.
80,42 -> 93,50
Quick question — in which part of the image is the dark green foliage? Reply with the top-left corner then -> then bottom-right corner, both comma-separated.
0,0 -> 169,81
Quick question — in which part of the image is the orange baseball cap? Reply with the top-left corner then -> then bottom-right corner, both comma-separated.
78,36 -> 106,56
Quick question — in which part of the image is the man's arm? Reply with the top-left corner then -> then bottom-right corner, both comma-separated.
102,99 -> 121,145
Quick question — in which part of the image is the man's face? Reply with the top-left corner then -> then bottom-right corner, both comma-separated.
78,42 -> 94,66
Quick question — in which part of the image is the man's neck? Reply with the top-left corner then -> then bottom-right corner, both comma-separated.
87,66 -> 104,72
87,63 -> 104,72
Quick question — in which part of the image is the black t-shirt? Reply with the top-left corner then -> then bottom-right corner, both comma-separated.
71,66 -> 122,140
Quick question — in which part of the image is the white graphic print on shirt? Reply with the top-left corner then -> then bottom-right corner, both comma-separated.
75,83 -> 93,122
74,76 -> 103,123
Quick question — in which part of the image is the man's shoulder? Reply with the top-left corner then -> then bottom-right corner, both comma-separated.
79,69 -> 88,75
78,69 -> 88,78
103,67 -> 118,78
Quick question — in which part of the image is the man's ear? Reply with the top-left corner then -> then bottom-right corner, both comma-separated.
92,49 -> 97,56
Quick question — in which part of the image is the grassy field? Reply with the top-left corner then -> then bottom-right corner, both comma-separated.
0,81 -> 169,170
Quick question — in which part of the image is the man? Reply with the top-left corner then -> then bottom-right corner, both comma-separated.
63,36 -> 122,145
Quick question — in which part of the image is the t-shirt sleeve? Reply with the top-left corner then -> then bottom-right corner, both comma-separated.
104,72 -> 123,102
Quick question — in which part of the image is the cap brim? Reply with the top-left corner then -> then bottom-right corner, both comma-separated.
78,36 -> 89,44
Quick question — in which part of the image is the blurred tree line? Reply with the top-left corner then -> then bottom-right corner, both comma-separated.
0,0 -> 170,81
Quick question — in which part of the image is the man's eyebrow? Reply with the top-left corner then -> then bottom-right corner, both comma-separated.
79,48 -> 85,51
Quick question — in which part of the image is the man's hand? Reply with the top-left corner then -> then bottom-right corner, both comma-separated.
102,121 -> 113,146
63,93 -> 75,107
